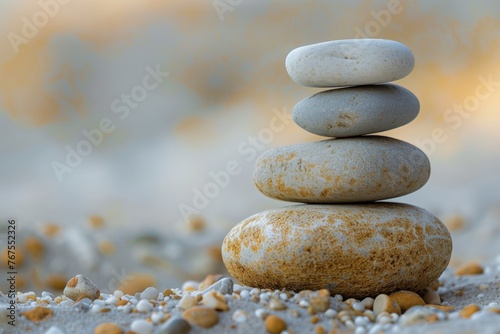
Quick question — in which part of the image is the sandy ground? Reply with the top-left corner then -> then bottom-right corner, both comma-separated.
1,245 -> 499,334
1,267 -> 499,334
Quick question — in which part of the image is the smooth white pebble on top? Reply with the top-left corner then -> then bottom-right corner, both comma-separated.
286,39 -> 414,87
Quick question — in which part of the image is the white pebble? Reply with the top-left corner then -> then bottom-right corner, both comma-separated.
260,293 -> 270,301
178,293 -> 197,310
91,305 -> 102,313
352,302 -> 365,312
325,309 -> 338,318
477,293 -> 485,299
105,296 -> 118,305
141,287 -> 159,301
93,299 -> 106,307
136,299 -> 153,313
181,281 -> 199,291
45,326 -> 65,334
377,315 -> 392,324
362,297 -> 374,309
368,324 -> 383,334
299,300 -> 310,308
334,294 -> 344,301
255,308 -> 268,320
130,319 -> 154,334
42,292 -> 54,299
114,290 -> 124,298
120,304 -> 132,314
354,327 -> 367,334
151,312 -> 163,324
233,284 -> 243,292
240,290 -> 250,300
232,309 -> 249,322
345,319 -> 355,329
354,316 -> 370,327
280,293 -> 288,301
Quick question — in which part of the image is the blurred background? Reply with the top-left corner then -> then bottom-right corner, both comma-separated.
1,0 -> 500,293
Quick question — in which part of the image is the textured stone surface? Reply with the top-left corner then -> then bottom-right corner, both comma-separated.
222,203 -> 452,298
253,136 -> 430,203
285,39 -> 414,87
292,84 -> 419,137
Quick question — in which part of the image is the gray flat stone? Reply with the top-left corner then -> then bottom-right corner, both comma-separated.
292,84 -> 419,137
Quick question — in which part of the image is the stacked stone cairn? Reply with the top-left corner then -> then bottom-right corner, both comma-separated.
222,39 -> 452,298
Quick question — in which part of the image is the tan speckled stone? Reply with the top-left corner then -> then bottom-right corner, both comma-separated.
222,203 -> 452,298
253,136 -> 430,203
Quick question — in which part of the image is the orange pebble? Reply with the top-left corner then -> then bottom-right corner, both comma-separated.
265,315 -> 287,334
389,290 -> 425,312
455,262 -> 484,276
24,236 -> 45,261
459,304 -> 480,318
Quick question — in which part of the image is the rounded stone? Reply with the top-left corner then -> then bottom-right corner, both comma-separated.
221,203 -> 452,298
292,84 -> 419,137
285,39 -> 414,87
253,136 -> 430,203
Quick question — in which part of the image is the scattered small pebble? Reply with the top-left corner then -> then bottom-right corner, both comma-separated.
399,306 -> 446,326
421,287 -> 441,305
182,306 -> 219,328
232,309 -> 249,322
455,262 -> 484,276
269,298 -> 288,311
179,293 -> 198,310
198,277 -> 234,295
130,319 -> 154,334
373,294 -> 401,316
157,317 -> 191,334
198,274 -> 223,290
136,299 -> 153,313
45,326 -> 65,334
63,274 -> 100,301
94,322 -> 123,334
20,306 -> 54,323
459,304 -> 481,318
140,287 -> 159,301
265,314 -> 287,334
201,291 -> 228,311
389,290 -> 425,312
